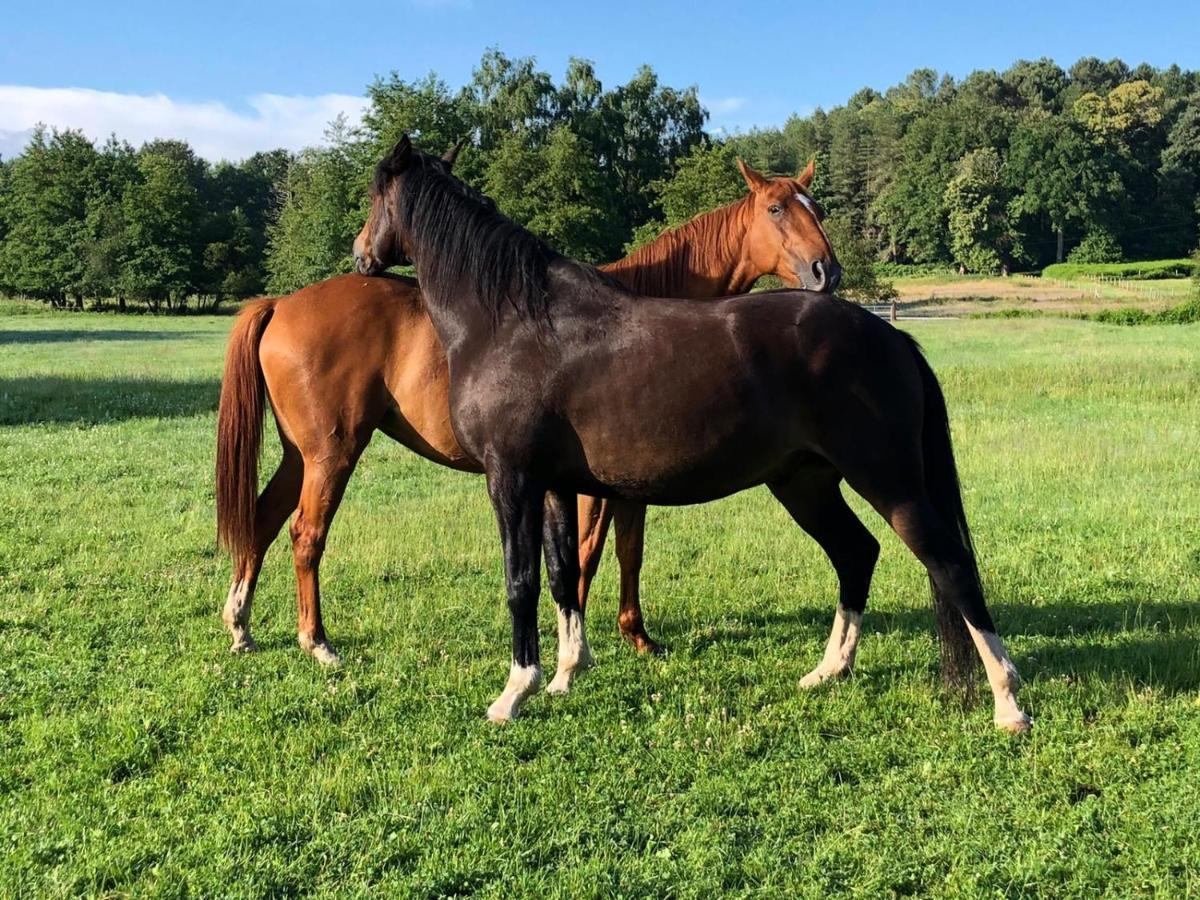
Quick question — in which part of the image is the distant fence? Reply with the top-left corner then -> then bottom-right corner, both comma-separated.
1018,274 -> 1179,302
861,302 -> 946,321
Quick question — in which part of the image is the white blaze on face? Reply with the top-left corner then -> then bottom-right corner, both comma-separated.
794,192 -> 831,246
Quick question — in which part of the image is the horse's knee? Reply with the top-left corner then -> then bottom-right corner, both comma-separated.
505,568 -> 538,611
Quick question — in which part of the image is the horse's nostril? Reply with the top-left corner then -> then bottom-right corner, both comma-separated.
811,260 -> 827,291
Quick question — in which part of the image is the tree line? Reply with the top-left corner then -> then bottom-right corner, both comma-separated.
0,131 -> 289,309
1,51 -> 1197,309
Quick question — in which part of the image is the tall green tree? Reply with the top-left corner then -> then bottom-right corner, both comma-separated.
361,72 -> 474,179
80,137 -> 138,307
484,126 -> 620,262
117,143 -> 204,308
1005,117 -> 1120,263
266,119 -> 361,293
1159,95 -> 1200,252
596,65 -> 707,239
0,127 -> 101,306
945,147 -> 1021,272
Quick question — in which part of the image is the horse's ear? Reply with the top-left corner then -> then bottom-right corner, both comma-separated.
388,135 -> 413,173
442,136 -> 468,169
797,158 -> 816,189
737,158 -> 767,192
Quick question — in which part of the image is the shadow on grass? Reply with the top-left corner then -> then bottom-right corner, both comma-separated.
669,597 -> 1200,693
0,375 -> 220,425
0,329 -> 224,345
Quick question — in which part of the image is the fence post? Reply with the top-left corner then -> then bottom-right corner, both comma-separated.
890,300 -> 897,323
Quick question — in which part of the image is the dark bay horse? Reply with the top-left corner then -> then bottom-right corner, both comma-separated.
216,150 -> 838,666
352,137 -> 1031,733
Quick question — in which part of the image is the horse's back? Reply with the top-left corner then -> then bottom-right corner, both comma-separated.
525,288 -> 927,501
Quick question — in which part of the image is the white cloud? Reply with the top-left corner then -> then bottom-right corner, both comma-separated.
0,86 -> 369,161
0,127 -> 35,160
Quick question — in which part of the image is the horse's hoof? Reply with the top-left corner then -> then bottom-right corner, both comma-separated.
229,636 -> 259,654
486,700 -> 520,723
545,674 -> 572,696
628,633 -> 665,656
301,638 -> 343,668
798,671 -> 824,689
996,712 -> 1033,734
799,666 -> 849,689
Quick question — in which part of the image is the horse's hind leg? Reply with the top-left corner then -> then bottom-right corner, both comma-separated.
545,490 -> 593,695
223,441 -> 303,652
612,500 -> 661,654
842,447 -> 1028,729
577,496 -> 661,654
882,498 -> 1030,732
289,447 -> 362,667
576,495 -> 612,614
769,467 -> 879,687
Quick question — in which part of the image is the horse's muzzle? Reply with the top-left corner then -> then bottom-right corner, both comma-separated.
807,259 -> 842,293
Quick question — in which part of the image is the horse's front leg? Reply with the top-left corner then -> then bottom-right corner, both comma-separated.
544,490 -> 593,695
485,469 -> 546,723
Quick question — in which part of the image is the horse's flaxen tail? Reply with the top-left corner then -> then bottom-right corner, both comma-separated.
902,334 -> 979,698
216,298 -> 276,565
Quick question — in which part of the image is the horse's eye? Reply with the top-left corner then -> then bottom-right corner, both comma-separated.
768,205 -> 782,216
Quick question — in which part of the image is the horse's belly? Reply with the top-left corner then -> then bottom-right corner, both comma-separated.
577,419 -> 799,505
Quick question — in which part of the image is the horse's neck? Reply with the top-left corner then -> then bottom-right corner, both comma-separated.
601,199 -> 756,298
415,276 -> 493,359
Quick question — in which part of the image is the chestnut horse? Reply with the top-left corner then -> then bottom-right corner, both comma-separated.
352,137 -> 1031,733
216,150 -> 838,666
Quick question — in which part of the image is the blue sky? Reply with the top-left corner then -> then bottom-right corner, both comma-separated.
1,0 -> 1198,159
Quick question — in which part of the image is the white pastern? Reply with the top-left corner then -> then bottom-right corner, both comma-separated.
547,606 -> 593,695
298,633 -> 343,668
967,624 -> 1032,733
487,662 -> 542,723
799,605 -> 862,688
223,580 -> 258,653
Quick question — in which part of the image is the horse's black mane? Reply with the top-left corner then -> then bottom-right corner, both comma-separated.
381,149 -> 568,325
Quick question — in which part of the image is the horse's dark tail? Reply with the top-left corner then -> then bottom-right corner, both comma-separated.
902,333 -> 979,700
216,298 -> 275,566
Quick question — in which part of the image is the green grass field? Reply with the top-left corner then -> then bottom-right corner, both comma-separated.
2,307 -> 1199,897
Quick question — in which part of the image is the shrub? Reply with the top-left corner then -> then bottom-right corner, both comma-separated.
824,217 -> 897,301
1155,296 -> 1200,324
1079,297 -> 1200,325
1067,230 -> 1123,264
1085,307 -> 1152,325
873,262 -> 958,279
1041,259 -> 1198,281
